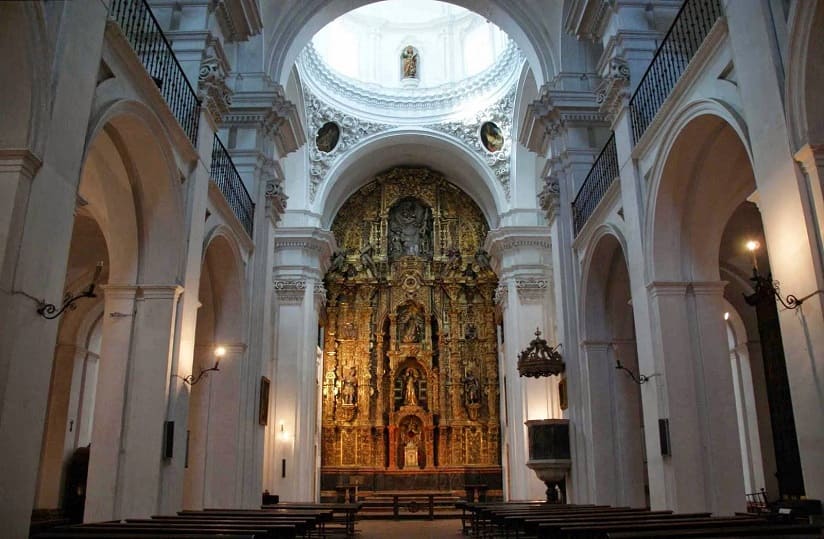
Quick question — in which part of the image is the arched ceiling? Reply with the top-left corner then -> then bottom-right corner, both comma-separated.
263,0 -> 561,89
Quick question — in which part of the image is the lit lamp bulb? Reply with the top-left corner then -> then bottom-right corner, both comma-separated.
746,240 -> 760,272
213,346 -> 226,369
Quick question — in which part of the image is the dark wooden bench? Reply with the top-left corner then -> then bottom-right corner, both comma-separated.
34,534 -> 254,539
607,522 -> 822,538
540,516 -> 766,539
262,503 -> 361,537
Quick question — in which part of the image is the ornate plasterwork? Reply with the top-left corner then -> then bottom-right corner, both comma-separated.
596,57 -> 630,123
273,279 -> 306,304
538,175 -> 561,224
299,40 -> 522,113
516,279 -> 549,304
305,91 -> 393,201
430,87 -> 516,198
198,40 -> 232,123
494,283 -> 509,307
304,86 -> 516,201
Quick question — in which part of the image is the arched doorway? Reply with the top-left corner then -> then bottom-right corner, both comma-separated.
580,231 -> 647,507
646,111 -> 803,513
184,232 -> 247,509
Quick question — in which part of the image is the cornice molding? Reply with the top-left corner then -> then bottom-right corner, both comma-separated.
519,85 -> 605,155
223,82 -> 305,157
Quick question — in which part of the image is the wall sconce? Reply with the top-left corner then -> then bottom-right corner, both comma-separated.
278,420 -> 291,442
614,359 -> 653,385
744,240 -> 815,310
612,343 -> 656,385
181,345 -> 225,386
37,261 -> 103,319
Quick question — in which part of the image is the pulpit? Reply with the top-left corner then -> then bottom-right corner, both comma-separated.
525,419 -> 571,502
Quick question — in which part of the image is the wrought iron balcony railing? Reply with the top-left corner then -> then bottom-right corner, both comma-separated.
572,134 -> 618,236
211,135 -> 255,237
109,0 -> 200,146
628,0 -> 723,144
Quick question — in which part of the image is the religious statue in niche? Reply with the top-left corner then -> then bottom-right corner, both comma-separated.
360,242 -> 379,279
316,122 -> 340,153
401,45 -> 418,79
480,121 -> 504,153
341,366 -> 358,405
398,304 -> 425,344
463,370 -> 481,405
388,198 -> 432,259
404,368 -> 419,406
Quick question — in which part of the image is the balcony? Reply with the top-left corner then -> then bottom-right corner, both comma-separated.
109,0 -> 200,145
629,0 -> 724,144
572,134 -> 618,236
110,0 -> 255,237
211,135 -> 255,237
572,0 -> 723,237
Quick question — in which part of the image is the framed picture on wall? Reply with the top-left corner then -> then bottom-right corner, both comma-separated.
259,376 -> 270,426
559,376 -> 568,411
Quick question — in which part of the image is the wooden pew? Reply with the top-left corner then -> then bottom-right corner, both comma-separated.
34,534 -> 255,539
262,502 -> 362,536
607,523 -> 823,538
539,516 -> 766,539
56,521 -> 295,539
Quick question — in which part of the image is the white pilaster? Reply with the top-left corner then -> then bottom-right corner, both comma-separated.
267,228 -> 334,501
486,227 -> 557,501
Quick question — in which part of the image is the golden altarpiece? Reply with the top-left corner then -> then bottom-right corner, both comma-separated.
320,167 -> 503,495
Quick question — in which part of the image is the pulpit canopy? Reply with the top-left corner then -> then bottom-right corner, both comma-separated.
517,328 -> 565,378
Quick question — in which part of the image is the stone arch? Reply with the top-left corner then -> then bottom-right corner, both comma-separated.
579,225 -> 632,341
318,129 -> 507,229
0,1 -> 50,155
645,101 -> 755,283
578,226 -> 646,507
264,0 -> 559,89
786,0 -> 824,152
184,226 -> 248,509
84,100 -> 186,285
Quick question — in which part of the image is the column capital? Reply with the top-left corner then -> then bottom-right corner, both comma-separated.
273,227 -> 336,276
596,57 -> 631,125
538,175 -> 561,225
795,143 -> 824,175
484,226 -> 552,280
0,148 -> 42,180
136,284 -> 185,300
689,281 -> 728,296
646,280 -> 690,298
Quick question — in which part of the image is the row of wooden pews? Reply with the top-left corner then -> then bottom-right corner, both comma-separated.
457,501 -> 823,538
32,503 -> 362,539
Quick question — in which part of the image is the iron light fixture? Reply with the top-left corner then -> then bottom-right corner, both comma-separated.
182,346 -> 226,386
614,359 -> 652,385
37,262 -> 104,319
517,328 -> 565,378
743,240 -> 813,310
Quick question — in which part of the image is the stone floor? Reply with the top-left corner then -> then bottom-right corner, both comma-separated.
356,518 -> 464,538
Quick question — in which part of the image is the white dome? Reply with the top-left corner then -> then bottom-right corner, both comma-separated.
310,0 -> 510,89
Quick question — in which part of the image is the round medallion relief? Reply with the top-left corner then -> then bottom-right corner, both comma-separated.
316,122 -> 340,152
480,121 -> 504,153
